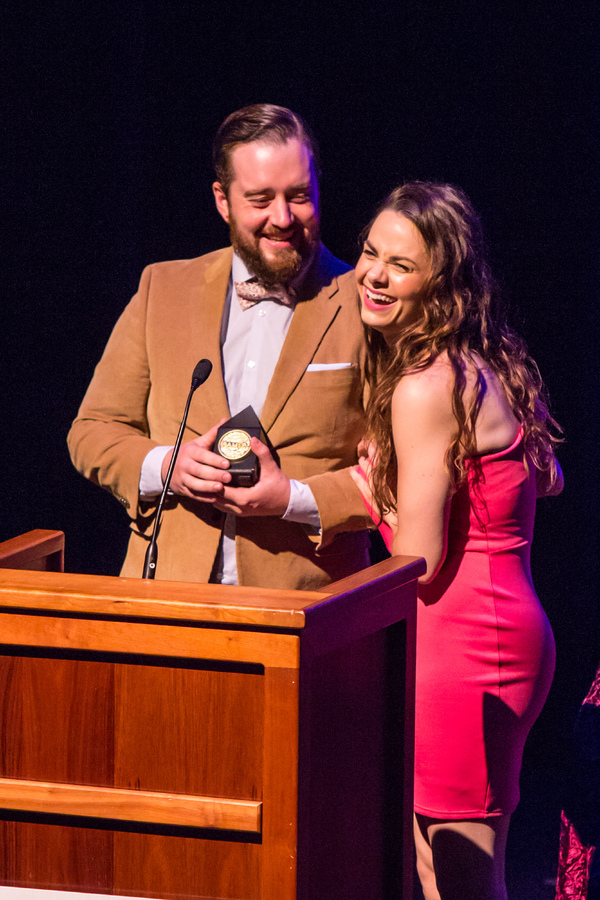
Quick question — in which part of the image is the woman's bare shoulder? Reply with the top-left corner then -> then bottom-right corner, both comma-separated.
395,355 -> 454,392
392,357 -> 455,427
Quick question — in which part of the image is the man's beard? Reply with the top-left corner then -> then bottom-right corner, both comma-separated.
229,218 -> 319,287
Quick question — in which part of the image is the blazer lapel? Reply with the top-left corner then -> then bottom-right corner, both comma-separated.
260,250 -> 344,433
186,248 -> 232,436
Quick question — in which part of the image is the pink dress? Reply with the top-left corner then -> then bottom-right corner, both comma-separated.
362,429 -> 555,818
414,430 -> 555,818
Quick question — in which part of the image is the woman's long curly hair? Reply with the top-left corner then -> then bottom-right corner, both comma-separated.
364,181 -> 562,516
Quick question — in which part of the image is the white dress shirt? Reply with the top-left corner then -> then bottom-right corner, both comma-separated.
139,252 -> 320,584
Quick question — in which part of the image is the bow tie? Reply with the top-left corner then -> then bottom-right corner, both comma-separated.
234,279 -> 297,311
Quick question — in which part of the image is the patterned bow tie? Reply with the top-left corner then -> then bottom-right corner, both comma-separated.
234,279 -> 297,311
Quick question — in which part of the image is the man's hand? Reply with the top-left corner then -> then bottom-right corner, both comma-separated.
214,438 -> 291,517
161,421 -> 232,502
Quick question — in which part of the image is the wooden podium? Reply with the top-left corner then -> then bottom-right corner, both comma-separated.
0,533 -> 423,900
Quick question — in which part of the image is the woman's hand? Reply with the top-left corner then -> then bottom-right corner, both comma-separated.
350,441 -> 397,551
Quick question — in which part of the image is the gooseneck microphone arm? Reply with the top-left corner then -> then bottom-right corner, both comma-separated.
142,358 -> 213,579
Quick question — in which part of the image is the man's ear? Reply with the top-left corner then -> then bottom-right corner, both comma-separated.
213,182 -> 230,224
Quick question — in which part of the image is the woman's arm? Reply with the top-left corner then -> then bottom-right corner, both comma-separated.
390,364 -> 456,582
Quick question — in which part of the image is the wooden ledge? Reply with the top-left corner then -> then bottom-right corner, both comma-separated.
0,778 -> 262,833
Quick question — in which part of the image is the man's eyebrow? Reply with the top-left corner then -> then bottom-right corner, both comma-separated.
244,189 -> 274,198
363,239 -> 417,266
243,183 -> 312,198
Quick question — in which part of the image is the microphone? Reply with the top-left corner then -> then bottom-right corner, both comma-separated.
191,358 -> 212,390
142,359 -> 213,579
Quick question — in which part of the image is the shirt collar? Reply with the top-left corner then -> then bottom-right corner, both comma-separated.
231,252 -> 253,284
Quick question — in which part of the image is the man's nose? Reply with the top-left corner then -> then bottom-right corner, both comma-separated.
270,197 -> 293,229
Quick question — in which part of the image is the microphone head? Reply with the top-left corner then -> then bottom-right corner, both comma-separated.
191,358 -> 212,389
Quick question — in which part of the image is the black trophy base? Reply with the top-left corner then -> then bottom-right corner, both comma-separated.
213,406 -> 267,487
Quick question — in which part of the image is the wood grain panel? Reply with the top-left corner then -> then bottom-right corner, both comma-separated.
0,821 -> 112,891
113,832 -> 262,900
0,778 -> 261,832
0,657 -> 113,786
0,613 -> 300,668
114,665 -> 264,800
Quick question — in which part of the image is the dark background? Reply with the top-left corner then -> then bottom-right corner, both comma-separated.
3,2 -> 599,891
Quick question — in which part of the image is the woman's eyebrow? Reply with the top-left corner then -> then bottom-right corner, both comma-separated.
364,239 -> 417,266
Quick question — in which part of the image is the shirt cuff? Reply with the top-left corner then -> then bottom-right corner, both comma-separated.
283,480 -> 321,531
139,445 -> 173,498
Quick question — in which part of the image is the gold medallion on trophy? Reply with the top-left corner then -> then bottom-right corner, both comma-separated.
218,430 -> 252,461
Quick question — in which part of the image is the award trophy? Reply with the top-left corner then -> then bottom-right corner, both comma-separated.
213,406 -> 276,487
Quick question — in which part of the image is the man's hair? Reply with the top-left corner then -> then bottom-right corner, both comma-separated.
213,104 -> 319,194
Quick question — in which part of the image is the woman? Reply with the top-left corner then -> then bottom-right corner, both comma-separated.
350,182 -> 562,900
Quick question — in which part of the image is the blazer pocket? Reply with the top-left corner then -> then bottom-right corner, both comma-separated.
287,365 -> 363,450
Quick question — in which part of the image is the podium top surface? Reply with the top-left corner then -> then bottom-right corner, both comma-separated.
0,557 -> 423,631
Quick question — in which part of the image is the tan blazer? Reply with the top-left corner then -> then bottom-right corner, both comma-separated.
68,245 -> 371,589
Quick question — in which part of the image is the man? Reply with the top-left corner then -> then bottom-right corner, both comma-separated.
68,104 -> 370,589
